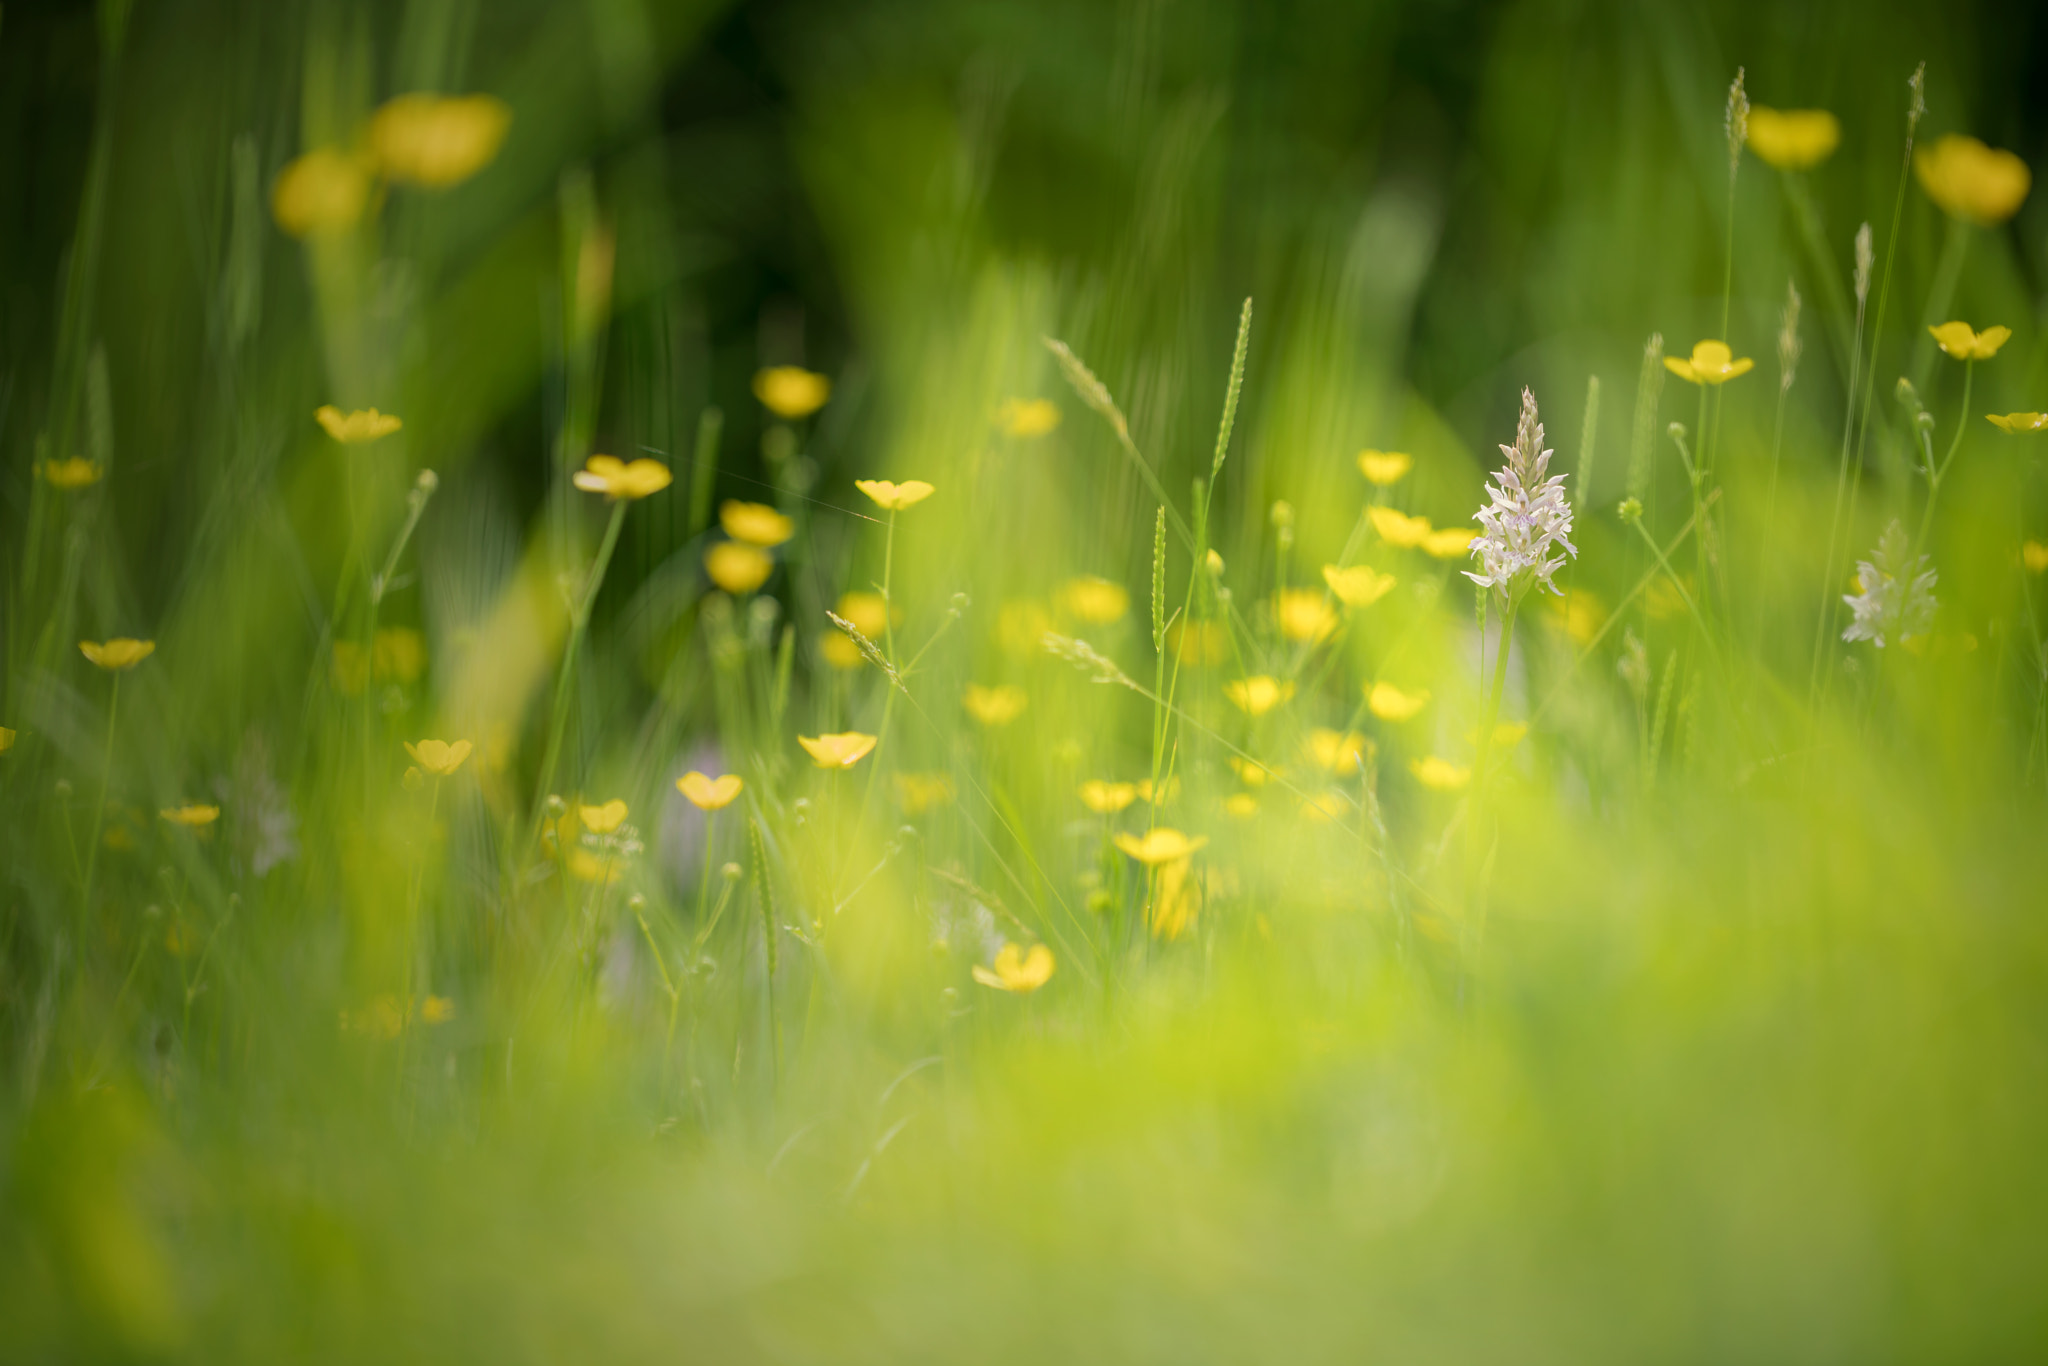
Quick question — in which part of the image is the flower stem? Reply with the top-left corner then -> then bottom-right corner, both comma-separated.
1668,420 -> 1711,642
851,509 -> 899,883
1781,173 -> 1857,369
1917,359 -> 1972,551
397,777 -> 440,1096
1692,385 -> 1711,624
1720,160 -> 1738,342
403,779 -> 441,1006
1853,103 -> 1919,478
632,898 -> 681,1073
336,451 -> 363,632
1468,594 -> 1520,954
881,508 -> 897,663
531,497 -> 629,840
697,809 -> 719,927
1629,519 -> 1714,653
1808,278 -> 1871,725
1909,219 -> 1971,393
1474,597 -> 1520,794
1756,382 -> 1789,635
80,673 -> 120,926
2011,456 -> 2048,793
1706,386 -> 1731,612
370,476 -> 436,612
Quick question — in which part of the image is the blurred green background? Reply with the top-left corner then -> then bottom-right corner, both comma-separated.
5,0 -> 2044,586
7,0 -> 2048,1360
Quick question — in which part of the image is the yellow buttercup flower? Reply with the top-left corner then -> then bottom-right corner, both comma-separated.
579,799 -> 628,835
160,804 -> 221,827
1987,413 -> 2048,434
80,639 -> 155,671
1928,322 -> 2011,361
0,727 -> 14,754
370,93 -> 512,188
799,732 -> 877,769
704,541 -> 774,594
2022,541 -> 2048,574
1224,675 -> 1294,716
1423,527 -> 1478,559
1367,506 -> 1433,548
678,772 -> 744,811
1165,618 -> 1229,666
1135,776 -> 1179,806
1368,684 -> 1433,724
963,683 -> 1029,727
1915,134 -> 2031,225
39,457 -> 104,489
895,772 -> 956,815
1228,757 -> 1273,788
1323,564 -> 1396,609
1745,107 -> 1840,170
972,942 -> 1055,992
1058,576 -> 1129,624
753,366 -> 832,419
372,627 -> 426,685
997,397 -> 1061,437
1114,827 -> 1209,865
1357,449 -> 1413,486
719,500 -> 794,547
342,995 -> 408,1039
1223,792 -> 1258,819
1550,593 -> 1599,648
271,148 -> 373,238
574,454 -> 672,500
316,405 -> 402,444
1467,721 -> 1527,749
819,631 -> 862,669
1664,340 -> 1754,385
842,591 -> 896,638
1306,728 -> 1371,776
1275,589 -> 1339,643
1408,756 -> 1470,791
1485,722 -> 1528,748
1148,855 -> 1200,941
420,996 -> 456,1024
567,848 -> 622,884
854,479 -> 935,511
1300,791 -> 1350,823
1646,575 -> 1689,621
820,591 -> 894,669
404,738 -> 472,776
1367,682 -> 1430,722
1080,780 -> 1138,814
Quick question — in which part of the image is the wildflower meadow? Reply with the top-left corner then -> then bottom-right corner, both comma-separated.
5,1 -> 2048,1360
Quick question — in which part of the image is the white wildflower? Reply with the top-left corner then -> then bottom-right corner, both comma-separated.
1842,520 -> 1936,649
1467,387 -> 1577,601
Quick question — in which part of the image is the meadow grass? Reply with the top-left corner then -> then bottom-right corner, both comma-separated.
5,3 -> 2048,1360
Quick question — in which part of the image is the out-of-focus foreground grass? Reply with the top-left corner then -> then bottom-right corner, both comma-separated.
6,0 -> 2048,1359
